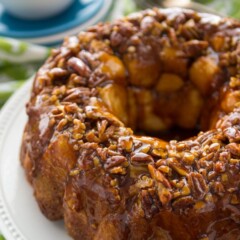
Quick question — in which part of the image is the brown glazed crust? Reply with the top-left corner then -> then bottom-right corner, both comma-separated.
20,8 -> 240,239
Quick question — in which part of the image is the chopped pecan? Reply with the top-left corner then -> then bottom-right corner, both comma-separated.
136,175 -> 154,189
158,165 -> 171,174
151,148 -> 167,158
182,40 -> 208,57
188,172 -> 208,200
230,76 -> 240,88
64,103 -> 80,114
226,143 -> 240,156
207,171 -> 217,181
141,189 -> 159,219
182,152 -> 195,165
67,57 -> 91,77
51,106 -> 64,119
97,120 -> 108,140
131,152 -> 153,165
96,147 -> 108,162
104,155 -> 128,174
105,155 -> 126,169
127,46 -> 136,53
56,118 -> 68,131
172,196 -> 194,209
85,130 -> 100,143
168,158 -> 189,176
141,16 -> 155,33
209,142 -> 221,152
214,161 -> 226,173
219,151 -> 230,162
230,194 -> 240,205
63,87 -> 92,103
135,144 -> 151,154
118,136 -> 133,152
175,143 -> 187,151
67,73 -> 87,86
110,31 -> 123,47
72,119 -> 85,140
78,50 -> 98,69
181,185 -> 191,196
179,19 -> 201,40
156,182 -> 172,206
148,164 -> 171,188
211,181 -> 225,195
48,68 -> 69,79
88,71 -> 108,87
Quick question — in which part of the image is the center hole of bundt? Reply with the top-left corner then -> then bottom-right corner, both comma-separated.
98,46 -> 227,141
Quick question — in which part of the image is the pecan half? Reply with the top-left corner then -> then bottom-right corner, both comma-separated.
188,172 -> 208,200
67,57 -> 91,77
131,152 -> 153,165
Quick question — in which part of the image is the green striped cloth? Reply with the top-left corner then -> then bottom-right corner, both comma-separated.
129,0 -> 240,17
197,0 -> 240,18
0,37 -> 49,107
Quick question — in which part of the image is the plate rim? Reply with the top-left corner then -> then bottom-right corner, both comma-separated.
0,0 -> 113,45
19,0 -> 113,45
0,0 -> 104,38
0,79 -> 32,240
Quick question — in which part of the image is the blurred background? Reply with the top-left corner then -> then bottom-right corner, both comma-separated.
129,0 -> 240,17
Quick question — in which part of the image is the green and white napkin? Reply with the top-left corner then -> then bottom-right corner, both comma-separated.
196,0 -> 240,18
0,37 -> 49,106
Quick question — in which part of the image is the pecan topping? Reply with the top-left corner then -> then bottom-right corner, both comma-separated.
172,196 -> 194,209
118,136 -> 133,152
110,31 -> 123,47
21,7 -> 240,240
141,189 -> 159,219
182,40 -> 208,57
140,16 -> 155,33
136,175 -> 154,189
157,183 -> 172,206
168,158 -> 189,176
49,68 -> 69,79
67,57 -> 91,77
56,118 -> 68,131
104,155 -> 128,174
188,172 -> 208,200
63,87 -> 92,103
105,155 -> 126,168
226,143 -> 240,156
131,152 -> 153,165
148,164 -> 171,188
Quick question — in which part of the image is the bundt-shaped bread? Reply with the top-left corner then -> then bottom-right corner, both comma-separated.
20,8 -> 240,240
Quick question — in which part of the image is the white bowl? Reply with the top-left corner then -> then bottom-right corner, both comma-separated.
0,0 -> 74,20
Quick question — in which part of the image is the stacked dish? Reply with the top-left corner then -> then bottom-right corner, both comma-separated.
0,0 -> 113,45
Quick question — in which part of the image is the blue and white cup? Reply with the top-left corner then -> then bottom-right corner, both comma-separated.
0,0 -> 74,20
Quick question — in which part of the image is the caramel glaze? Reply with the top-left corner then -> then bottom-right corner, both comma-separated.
20,8 -> 240,240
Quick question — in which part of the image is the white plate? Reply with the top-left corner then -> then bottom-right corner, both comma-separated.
0,79 -> 71,240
